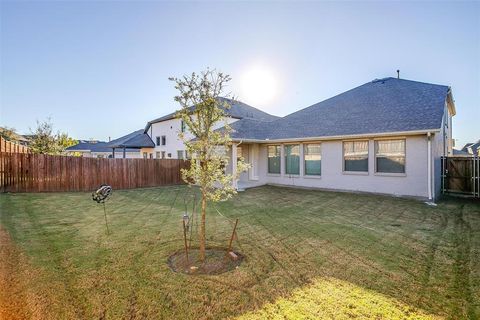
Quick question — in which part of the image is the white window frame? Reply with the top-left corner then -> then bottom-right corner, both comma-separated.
284,144 -> 301,176
267,145 -> 281,175
342,140 -> 369,175
374,138 -> 407,176
303,143 -> 322,177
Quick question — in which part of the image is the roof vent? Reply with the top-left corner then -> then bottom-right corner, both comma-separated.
397,69 -> 400,79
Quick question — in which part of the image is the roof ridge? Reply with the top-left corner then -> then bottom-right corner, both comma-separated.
377,76 -> 450,88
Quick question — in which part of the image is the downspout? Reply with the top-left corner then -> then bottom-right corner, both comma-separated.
427,132 -> 432,201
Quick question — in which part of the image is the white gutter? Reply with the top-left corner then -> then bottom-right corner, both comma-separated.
427,132 -> 433,201
232,129 -> 441,144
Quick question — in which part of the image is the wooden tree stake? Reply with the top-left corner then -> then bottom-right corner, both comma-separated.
227,218 -> 239,253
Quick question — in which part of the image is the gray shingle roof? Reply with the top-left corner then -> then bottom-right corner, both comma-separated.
229,77 -> 450,141
107,130 -> 155,148
67,141 -> 117,152
145,97 -> 278,131
453,149 -> 473,156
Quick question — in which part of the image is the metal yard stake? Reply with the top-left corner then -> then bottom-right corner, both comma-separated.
183,219 -> 189,262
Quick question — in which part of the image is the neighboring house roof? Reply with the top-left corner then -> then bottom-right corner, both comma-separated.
453,149 -> 473,157
107,129 -> 155,149
0,127 -> 30,143
144,97 -> 279,132
66,141 -> 115,153
461,140 -> 480,154
228,77 -> 452,141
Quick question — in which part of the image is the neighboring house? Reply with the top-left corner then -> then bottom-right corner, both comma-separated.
220,77 -> 455,201
452,149 -> 472,157
107,129 -> 155,158
142,97 -> 278,159
65,140 -> 118,158
461,140 -> 480,156
0,127 -> 30,146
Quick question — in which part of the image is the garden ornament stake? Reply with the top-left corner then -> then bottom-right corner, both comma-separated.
92,185 -> 113,234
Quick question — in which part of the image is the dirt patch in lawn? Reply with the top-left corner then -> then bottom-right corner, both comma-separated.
0,227 -> 50,320
168,248 -> 244,275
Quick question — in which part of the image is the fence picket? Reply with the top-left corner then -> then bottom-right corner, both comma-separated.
0,152 -> 189,193
442,156 -> 480,198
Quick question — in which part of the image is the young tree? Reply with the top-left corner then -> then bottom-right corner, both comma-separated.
170,70 -> 249,261
29,118 -> 77,154
57,132 -> 78,150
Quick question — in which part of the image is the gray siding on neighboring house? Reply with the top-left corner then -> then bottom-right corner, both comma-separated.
250,136 -> 429,198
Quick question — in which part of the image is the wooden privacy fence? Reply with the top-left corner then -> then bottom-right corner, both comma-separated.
442,156 -> 480,198
0,137 -> 29,153
0,152 -> 189,193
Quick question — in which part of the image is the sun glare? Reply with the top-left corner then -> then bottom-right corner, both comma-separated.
240,66 -> 277,106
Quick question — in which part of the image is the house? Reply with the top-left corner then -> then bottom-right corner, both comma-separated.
0,127 -> 30,146
65,140 -> 117,158
453,148 -> 473,157
221,77 -> 455,201
461,140 -> 480,156
65,140 -> 105,157
107,129 -> 154,158
141,97 -> 278,159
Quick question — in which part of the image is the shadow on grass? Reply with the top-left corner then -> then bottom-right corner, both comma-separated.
0,186 -> 479,319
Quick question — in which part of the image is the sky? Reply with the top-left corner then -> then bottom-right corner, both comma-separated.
0,1 -> 479,147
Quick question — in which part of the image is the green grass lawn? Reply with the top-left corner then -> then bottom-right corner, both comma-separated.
0,185 -> 479,319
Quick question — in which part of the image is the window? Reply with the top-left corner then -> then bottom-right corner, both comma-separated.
304,144 -> 321,175
149,153 -> 153,159
285,145 -> 300,175
267,145 -> 281,174
161,136 -> 166,146
177,150 -> 184,159
185,150 -> 190,159
343,141 -> 369,172
156,136 -> 160,146
161,151 -> 166,159
181,120 -> 186,133
375,139 -> 405,173
156,152 -> 161,159
143,152 -> 148,159
167,153 -> 172,158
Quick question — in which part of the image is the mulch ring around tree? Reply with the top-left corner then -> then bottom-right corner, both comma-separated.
167,247 -> 244,275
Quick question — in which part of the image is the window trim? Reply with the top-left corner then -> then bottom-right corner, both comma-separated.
374,138 -> 407,176
303,143 -> 322,176
284,144 -> 301,176
342,140 -> 370,174
267,144 -> 281,175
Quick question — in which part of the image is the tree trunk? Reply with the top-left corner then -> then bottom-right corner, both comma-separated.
199,193 -> 207,261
